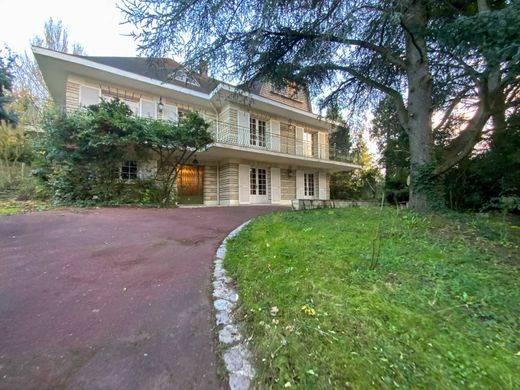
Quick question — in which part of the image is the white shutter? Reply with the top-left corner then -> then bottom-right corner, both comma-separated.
295,126 -> 304,156
163,104 -> 178,122
270,120 -> 280,152
271,167 -> 281,203
238,164 -> 251,204
237,110 -> 250,146
319,172 -> 327,200
140,99 -> 157,118
80,85 -> 100,107
318,132 -> 329,159
296,170 -> 304,199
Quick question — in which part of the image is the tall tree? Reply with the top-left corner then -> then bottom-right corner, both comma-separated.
121,0 -> 520,212
13,18 -> 85,112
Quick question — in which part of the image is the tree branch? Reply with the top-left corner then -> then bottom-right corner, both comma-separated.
260,28 -> 407,70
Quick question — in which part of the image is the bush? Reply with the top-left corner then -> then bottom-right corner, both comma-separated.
34,99 -> 212,206
16,176 -> 50,201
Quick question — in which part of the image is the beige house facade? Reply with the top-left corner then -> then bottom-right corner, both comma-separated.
34,46 -> 358,206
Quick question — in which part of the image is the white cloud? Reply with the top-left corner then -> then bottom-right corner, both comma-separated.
0,0 -> 136,56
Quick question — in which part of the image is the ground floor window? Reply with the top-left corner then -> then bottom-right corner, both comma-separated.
304,173 -> 315,197
250,168 -> 267,195
121,160 -> 138,180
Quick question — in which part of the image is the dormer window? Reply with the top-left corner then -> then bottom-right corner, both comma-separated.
173,71 -> 200,86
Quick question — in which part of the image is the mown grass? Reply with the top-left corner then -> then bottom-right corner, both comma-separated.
224,207 -> 520,389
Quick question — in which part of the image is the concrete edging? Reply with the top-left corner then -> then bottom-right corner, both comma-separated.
212,220 -> 255,390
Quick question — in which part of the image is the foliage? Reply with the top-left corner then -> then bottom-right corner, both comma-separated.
0,49 -> 18,126
330,138 -> 381,200
371,97 -> 410,205
444,109 -> 520,211
121,0 -> 520,212
134,110 -> 213,203
224,208 -> 520,389
35,99 -> 212,205
0,121 -> 33,189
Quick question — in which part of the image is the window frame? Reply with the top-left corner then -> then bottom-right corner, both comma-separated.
250,118 -> 267,148
120,160 -> 138,181
304,172 -> 315,197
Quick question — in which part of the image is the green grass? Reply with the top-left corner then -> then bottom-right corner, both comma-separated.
224,208 -> 520,389
0,200 -> 52,215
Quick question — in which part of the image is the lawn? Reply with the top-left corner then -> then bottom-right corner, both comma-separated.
224,208 -> 520,389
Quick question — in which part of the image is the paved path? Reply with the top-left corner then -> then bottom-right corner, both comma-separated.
0,206 -> 283,390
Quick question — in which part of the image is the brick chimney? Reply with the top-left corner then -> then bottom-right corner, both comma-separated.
199,60 -> 208,77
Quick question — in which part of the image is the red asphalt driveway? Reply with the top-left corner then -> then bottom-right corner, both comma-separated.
0,206 -> 282,390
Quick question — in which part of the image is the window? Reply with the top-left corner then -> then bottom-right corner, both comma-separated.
250,118 -> 266,147
303,131 -> 313,157
80,86 -> 100,107
250,168 -> 267,195
304,173 -> 315,197
140,99 -> 157,118
121,161 -> 138,180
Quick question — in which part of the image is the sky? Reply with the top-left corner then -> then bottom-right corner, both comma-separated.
0,0 -> 137,57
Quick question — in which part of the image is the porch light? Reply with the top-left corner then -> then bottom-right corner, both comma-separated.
192,157 -> 200,166
158,97 -> 164,114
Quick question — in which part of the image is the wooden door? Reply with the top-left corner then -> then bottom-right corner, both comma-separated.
177,165 -> 204,204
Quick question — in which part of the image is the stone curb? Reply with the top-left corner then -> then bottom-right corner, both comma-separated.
212,220 -> 255,390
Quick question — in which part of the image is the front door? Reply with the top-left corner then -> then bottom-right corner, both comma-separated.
177,165 -> 204,204
250,167 -> 268,203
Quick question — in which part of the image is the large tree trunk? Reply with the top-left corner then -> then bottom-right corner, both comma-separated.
402,1 -> 435,212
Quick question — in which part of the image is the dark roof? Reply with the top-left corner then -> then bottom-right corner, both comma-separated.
81,56 -> 219,94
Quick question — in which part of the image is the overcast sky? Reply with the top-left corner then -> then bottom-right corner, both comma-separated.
0,0 -> 137,56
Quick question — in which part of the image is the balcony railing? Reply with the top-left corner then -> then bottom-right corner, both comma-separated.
209,121 -> 353,162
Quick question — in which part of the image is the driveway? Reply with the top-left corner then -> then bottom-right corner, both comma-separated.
0,206 -> 283,390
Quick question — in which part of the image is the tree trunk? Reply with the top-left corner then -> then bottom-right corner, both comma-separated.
402,1 -> 435,212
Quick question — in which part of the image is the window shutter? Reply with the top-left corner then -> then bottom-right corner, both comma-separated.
80,85 -> 100,107
237,110 -> 250,146
319,172 -> 327,200
270,120 -> 280,152
295,126 -> 304,156
238,164 -> 251,204
296,170 -> 304,199
163,104 -> 178,122
318,132 -> 329,159
140,99 -> 157,118
271,167 -> 281,203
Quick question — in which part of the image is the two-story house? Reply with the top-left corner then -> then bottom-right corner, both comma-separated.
33,46 -> 358,206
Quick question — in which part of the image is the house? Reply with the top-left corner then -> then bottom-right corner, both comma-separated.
33,46 -> 358,206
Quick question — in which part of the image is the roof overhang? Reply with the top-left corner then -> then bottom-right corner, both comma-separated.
32,47 -> 212,108
32,47 -> 338,131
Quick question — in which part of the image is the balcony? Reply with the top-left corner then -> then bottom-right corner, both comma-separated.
209,121 -> 353,163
